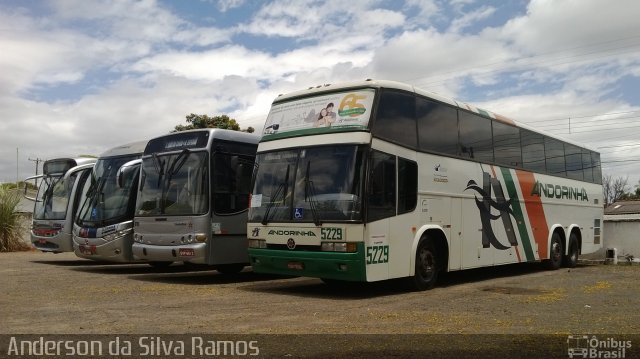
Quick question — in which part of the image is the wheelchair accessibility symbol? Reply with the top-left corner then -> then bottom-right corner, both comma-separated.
294,208 -> 304,220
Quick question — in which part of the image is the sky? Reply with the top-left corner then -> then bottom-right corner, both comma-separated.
1,0 -> 640,190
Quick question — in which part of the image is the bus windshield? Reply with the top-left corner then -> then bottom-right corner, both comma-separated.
249,145 -> 365,224
136,150 -> 208,216
33,174 -> 75,220
76,154 -> 141,227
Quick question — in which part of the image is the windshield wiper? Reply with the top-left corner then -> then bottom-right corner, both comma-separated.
152,153 -> 165,188
304,161 -> 321,226
261,164 -> 290,225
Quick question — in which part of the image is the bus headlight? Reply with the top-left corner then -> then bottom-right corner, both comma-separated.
195,233 -> 207,243
248,239 -> 266,248
321,242 -> 356,253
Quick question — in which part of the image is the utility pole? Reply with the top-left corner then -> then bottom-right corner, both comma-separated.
28,157 -> 43,188
16,148 -> 19,186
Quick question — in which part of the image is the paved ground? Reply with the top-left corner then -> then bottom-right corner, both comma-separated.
2,250 -> 639,358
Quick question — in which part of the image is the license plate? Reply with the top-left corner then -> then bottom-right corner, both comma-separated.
287,261 -> 304,270
79,245 -> 96,255
179,248 -> 195,257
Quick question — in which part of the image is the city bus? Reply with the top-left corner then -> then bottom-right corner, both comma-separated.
132,129 -> 259,272
247,79 -> 603,290
72,141 -> 147,262
24,157 -> 96,253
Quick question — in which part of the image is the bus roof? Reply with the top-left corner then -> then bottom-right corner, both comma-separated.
44,157 -> 96,167
272,79 -> 596,152
144,128 -> 260,155
99,140 -> 148,158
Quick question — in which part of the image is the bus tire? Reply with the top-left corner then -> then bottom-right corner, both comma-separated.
563,234 -> 579,268
216,263 -> 245,274
409,239 -> 438,291
544,233 -> 563,270
148,261 -> 172,268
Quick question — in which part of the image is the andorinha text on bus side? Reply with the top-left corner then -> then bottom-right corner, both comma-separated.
131,129 -> 259,272
24,157 -> 96,253
247,79 -> 603,290
72,141 -> 147,262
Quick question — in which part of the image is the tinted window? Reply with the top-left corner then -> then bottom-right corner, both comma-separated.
592,152 -> 602,184
213,153 -> 255,215
372,90 -> 417,149
493,121 -> 522,167
564,144 -> 583,180
417,97 -> 458,155
459,111 -> 493,163
367,151 -> 396,222
398,158 -> 417,214
581,149 -> 594,183
521,130 -> 546,173
545,137 -> 566,176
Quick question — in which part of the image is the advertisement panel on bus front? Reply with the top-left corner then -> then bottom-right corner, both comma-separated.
262,89 -> 375,140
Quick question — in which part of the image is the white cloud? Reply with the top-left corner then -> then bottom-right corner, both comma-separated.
447,5 -> 496,33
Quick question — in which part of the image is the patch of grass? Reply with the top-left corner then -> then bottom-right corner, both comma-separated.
0,187 -> 31,252
583,281 -> 612,293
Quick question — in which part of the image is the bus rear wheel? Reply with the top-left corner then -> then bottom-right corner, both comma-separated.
563,234 -> 579,268
409,239 -> 438,291
544,233 -> 563,270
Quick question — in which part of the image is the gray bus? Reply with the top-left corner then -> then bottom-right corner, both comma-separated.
132,129 -> 259,272
72,141 -> 147,262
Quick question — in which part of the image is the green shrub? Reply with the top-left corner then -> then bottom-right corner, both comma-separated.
0,187 -> 30,252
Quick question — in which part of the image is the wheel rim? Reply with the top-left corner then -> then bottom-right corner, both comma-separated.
552,241 -> 562,262
418,247 -> 435,281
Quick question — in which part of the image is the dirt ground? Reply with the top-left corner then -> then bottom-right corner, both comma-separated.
2,249 -> 640,358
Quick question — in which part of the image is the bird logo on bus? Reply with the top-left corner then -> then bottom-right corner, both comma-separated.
464,170 -> 518,250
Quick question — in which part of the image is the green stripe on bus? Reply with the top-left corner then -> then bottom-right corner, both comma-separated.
261,127 -> 369,141
500,167 -> 535,261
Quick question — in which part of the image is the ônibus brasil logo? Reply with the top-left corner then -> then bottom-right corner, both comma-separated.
567,335 -> 631,358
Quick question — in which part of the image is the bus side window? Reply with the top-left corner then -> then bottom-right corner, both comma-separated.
372,89 -> 417,149
417,96 -> 458,155
367,150 -> 396,222
398,158 -> 417,215
458,111 -> 493,163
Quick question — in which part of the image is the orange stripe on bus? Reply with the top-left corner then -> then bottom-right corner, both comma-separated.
515,170 -> 549,260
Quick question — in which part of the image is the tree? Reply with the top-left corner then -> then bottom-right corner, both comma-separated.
602,174 -> 630,207
173,114 -> 254,133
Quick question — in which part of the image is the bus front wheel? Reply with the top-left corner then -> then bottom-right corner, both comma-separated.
148,261 -> 172,268
409,239 -> 438,291
216,263 -> 245,275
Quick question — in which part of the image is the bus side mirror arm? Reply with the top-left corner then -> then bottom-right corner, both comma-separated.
117,159 -> 142,189
22,174 -> 44,201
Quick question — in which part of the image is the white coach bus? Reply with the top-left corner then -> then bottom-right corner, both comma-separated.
24,157 -> 96,253
72,141 -> 147,262
247,79 -> 603,290
132,129 -> 259,272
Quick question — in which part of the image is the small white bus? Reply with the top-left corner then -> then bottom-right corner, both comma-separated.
24,157 -> 96,253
